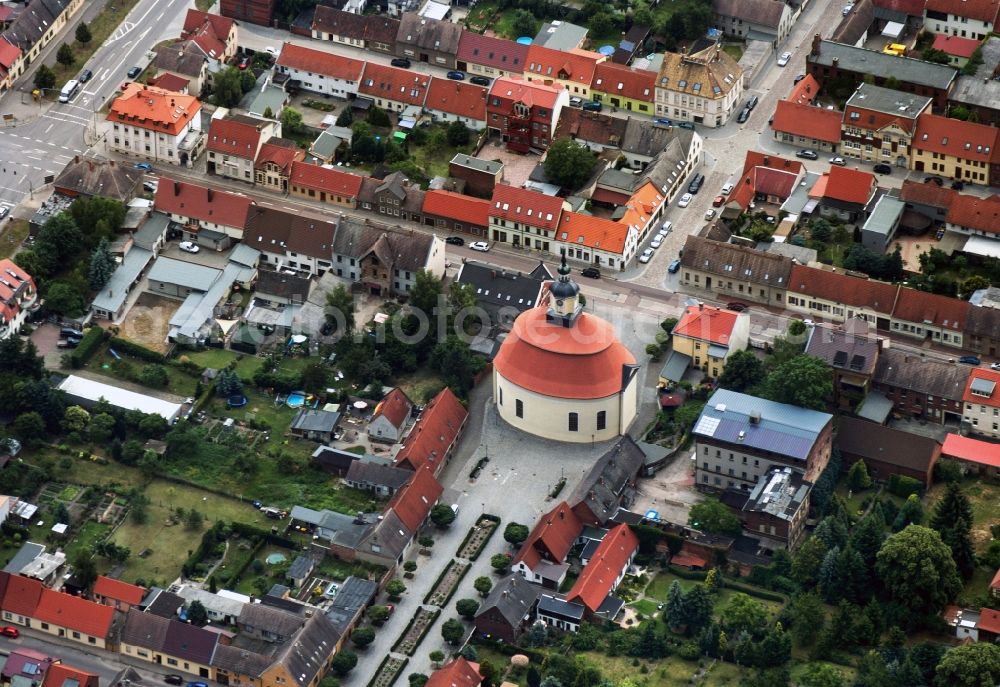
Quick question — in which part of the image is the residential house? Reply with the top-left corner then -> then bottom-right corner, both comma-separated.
474,574 -> 542,643
486,77 -> 568,151
383,465 -> 442,535
330,216 -> 445,292
177,586 -> 247,625
568,436 -> 645,526
488,185 -> 565,251
358,62 -> 431,112
962,368 -> 1000,439
152,42 -> 209,97
655,39 -> 745,128
285,557 -> 314,589
924,0 -> 1000,39
564,524 -> 638,622
2,648 -> 54,685
841,83 -> 930,166
206,112 -> 277,182
872,347 -> 970,423
449,155 -> 503,198
942,433 -> 1000,478
93,576 -> 145,612
394,387 -> 467,473
949,36 -> 1000,125
536,593 -> 585,633
0,0 -> 85,93
806,36 -> 958,112
41,663 -> 100,687
310,7 -> 390,50
512,501 -> 584,589
712,0 -> 794,45
872,0 -> 927,32
912,113 -> 1000,186
977,607 -> 1000,642
725,151 -> 804,216
53,157 -> 143,203
740,467 -> 811,551
665,302 -> 751,382
421,190 -> 491,237
456,32 -> 528,79
275,42 -> 365,98
455,259 -> 551,329
693,388 -> 834,491
524,45 -> 605,100
812,166 -> 877,223
33,588 -> 115,649
932,34 -> 982,66
289,408 -> 341,443
619,119 -> 699,170
770,100 -> 843,152
254,138 -> 305,193
324,576 -> 377,645
899,178 -> 957,226
148,71 -> 194,94
253,612 -> 340,687
288,161 -> 363,209
837,416 -> 941,488
612,24 -> 651,64
154,179 -> 253,240
343,461 -> 413,496
861,195 -> 905,252
553,212 -> 637,271
243,206 -> 336,276
966,302 -> 1000,357
804,321 -> 881,410
423,78 -> 487,128
591,132 -> 701,206
395,13 -> 463,68
786,263 -> 899,328
181,9 -> 237,62
1,570 -> 44,626
254,269 -> 310,306
107,83 -> 204,166
0,38 -> 21,96
890,287 -> 968,348
534,20 -> 588,50
946,194 -> 1000,248
554,108 -> 629,154
359,171 -> 425,222
0,259 -> 38,341
367,388 -> 413,443
832,0 -> 877,47
119,611 -> 218,678
426,658 -> 482,687
678,235 -> 793,307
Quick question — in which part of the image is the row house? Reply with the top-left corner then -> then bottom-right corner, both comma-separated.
219,0 -> 275,26
932,34 -> 983,67
423,78 -> 487,128
912,113 -> 1000,186
726,151 -> 804,215
771,100 -> 843,153
591,62 -> 656,114
962,368 -> 1000,439
0,38 -> 22,95
923,0 -> 1000,39
0,575 -> 115,649
0,0 -> 85,93
655,40 -> 745,128
873,347 -> 969,424
254,138 -> 305,193
358,62 -> 431,113
488,185 -> 566,251
899,178 -> 956,225
206,112 -> 278,183
813,166 -> 878,223
393,387 -> 467,473
804,321 -> 881,411
154,179 -> 254,240
946,193 -> 1000,240
554,212 -> 637,271
739,467 -> 811,552
120,611 -> 218,678
678,235 -> 792,307
243,206 -> 338,276
310,6 -> 399,53
665,303 -> 750,382
456,32 -> 528,79
512,501 -> 584,589
359,171 -> 424,222
786,264 -> 898,330
890,287 -> 968,348
562,524 -> 638,622
288,161 -> 363,209
486,77 -> 567,152
965,304 -> 1000,358
712,0 -> 794,45
421,189 -> 490,236
523,45 -> 605,100
841,83 -> 930,167
330,216 -> 445,294
275,42 -> 365,98
395,13 -> 463,69
107,84 -> 204,166
0,258 -> 38,341
93,576 -> 145,612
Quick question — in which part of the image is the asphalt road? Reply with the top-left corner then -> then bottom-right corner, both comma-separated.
0,0 -> 190,210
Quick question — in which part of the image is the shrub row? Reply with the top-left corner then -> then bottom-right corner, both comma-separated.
470,635 -> 546,664
464,517 -> 501,562
365,655 -> 408,687
888,473 -> 923,498
423,560 -> 469,605
391,608 -> 441,656
69,327 -> 109,368
110,336 -> 166,363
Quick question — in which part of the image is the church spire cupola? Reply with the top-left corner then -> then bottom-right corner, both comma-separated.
547,252 -> 582,327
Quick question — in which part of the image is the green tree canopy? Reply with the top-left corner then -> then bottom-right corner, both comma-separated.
446,120 -> 470,147
934,643 -> 1000,687
798,663 -> 845,687
717,349 -> 766,393
34,65 -> 56,91
324,283 -> 355,333
429,503 -> 456,527
187,600 -> 209,626
88,237 -> 117,290
213,67 -> 244,108
330,650 -> 357,676
876,525 -> 961,617
688,498 -> 741,536
544,138 -> 596,190
456,598 -> 480,618
930,482 -> 976,579
75,22 -> 92,44
474,575 -> 493,596
350,626 -> 375,647
410,268 -> 443,318
720,593 -> 768,637
847,459 -> 872,491
280,107 -> 304,134
441,618 -> 465,644
504,522 -> 529,545
56,43 -> 75,67
509,9 -> 538,38
760,354 -> 832,410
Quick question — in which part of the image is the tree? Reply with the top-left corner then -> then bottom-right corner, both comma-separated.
46,281 -> 85,316
876,525 -> 961,617
88,412 -> 116,443
491,553 -> 511,572
280,107 -> 304,134
139,365 -> 169,389
75,22 -> 92,44
544,138 -> 596,190
324,283 -> 355,334
13,412 -> 46,444
688,498 -> 742,536
213,67 -> 244,108
215,368 -> 243,398
368,605 -> 390,625
664,580 -> 686,630
930,482 -> 976,579
430,503 -> 457,528
673,400 -> 706,434
446,120 -> 470,147
788,592 -> 825,647
430,336 -> 484,396
441,617 -> 465,644
187,600 -> 209,626
893,493 -> 924,530
847,460 -> 872,491
185,509 -> 204,530
63,405 -> 91,433
34,65 -> 56,91
504,522 -> 529,545
330,650 -> 358,676
717,350 -> 766,393
681,584 -> 713,635
429,650 -> 445,667
57,43 -> 75,67
350,626 -> 375,648
88,237 -> 116,290
474,575 -> 493,596
335,107 -> 352,126
72,553 -> 97,589
456,598 -> 480,618
760,355 -> 832,410
411,268 -> 444,317
934,643 -> 1000,687
509,8 -> 537,37
385,579 -> 406,599
798,663 -> 845,687
720,593 -> 768,637
538,678 -> 562,687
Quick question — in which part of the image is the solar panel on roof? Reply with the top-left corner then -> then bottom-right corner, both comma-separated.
694,415 -> 720,437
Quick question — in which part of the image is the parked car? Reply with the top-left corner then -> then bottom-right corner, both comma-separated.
668,258 -> 682,274
704,208 -> 716,220
638,248 -> 654,264
127,66 -> 142,78
445,236 -> 465,246
925,175 -> 944,186
1,626 -> 19,638
0,206 -> 8,220
951,179 -> 965,190
959,355 -> 982,365
650,236 -> 663,249
654,117 -> 673,126
569,96 -> 583,107
446,70 -> 466,80
745,95 -> 759,111
469,75 -> 491,86
842,4 -> 853,15
582,100 -> 603,112
469,241 -> 490,252
187,682 -> 208,687
677,121 -> 695,130
581,267 -> 601,279
179,241 -> 200,253
777,51 -> 792,66
726,302 -> 748,312
687,173 -> 705,194
238,57 -> 250,70
796,149 -> 819,160
660,220 -> 673,234
721,182 -> 734,195
793,74 -> 806,84
143,181 -> 158,193
829,156 -> 847,166
677,193 -> 693,208
56,339 -> 79,349
736,107 -> 750,124
873,163 -> 893,174
991,362 -> 1000,370
134,162 -> 152,171
163,677 -> 183,685
264,46 -> 278,56
79,69 -> 93,83
390,57 -> 411,68
936,229 -> 945,240
712,195 -> 725,207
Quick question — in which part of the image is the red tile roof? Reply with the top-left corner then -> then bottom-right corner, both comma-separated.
592,62 -> 656,102
426,658 -> 482,687
525,45 -> 604,87
2,574 -> 43,617
394,387 -> 468,473
567,523 -> 638,613
993,571 -> 1000,591
0,38 -> 20,71
962,368 -> 1000,407
914,113 -> 999,165
789,264 -> 900,312
925,0 -> 1000,23
276,42 -> 365,81
557,212 -> 632,254
786,73 -> 820,105
488,76 -> 563,111
899,179 -> 958,208
387,465 -> 443,532
892,286 -> 969,330
289,161 -> 364,198
422,190 -> 490,226
147,73 -> 190,92
41,663 -> 99,687
206,116 -> 267,157
181,9 -> 233,59
371,388 -> 412,430
93,576 -> 145,606
945,192 -> 1000,233
932,34 -> 981,58
822,166 -> 876,205
424,77 -> 487,120
513,501 -> 584,570
491,185 -> 565,231
741,150 -> 803,176
34,589 -> 115,639
456,32 -> 528,72
770,100 -> 842,143
980,607 -> 1000,634
107,84 -> 201,136
359,62 -> 430,106
154,179 -> 253,228
673,304 -> 741,346
254,140 -> 305,173
942,433 -> 1000,470
730,151 -> 804,210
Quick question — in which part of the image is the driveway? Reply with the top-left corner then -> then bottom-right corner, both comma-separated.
30,322 -> 64,368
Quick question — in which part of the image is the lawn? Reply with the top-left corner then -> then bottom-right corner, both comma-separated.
929,476 -> 1000,548
0,219 -> 28,260
50,0 -> 143,91
409,134 -> 475,182
644,571 -> 785,616
63,520 -> 111,561
396,369 -> 446,405
184,348 -> 263,379
722,44 -> 744,62
85,349 -> 199,398
492,8 -> 538,41
631,599 -> 660,617
465,0 -> 498,32
581,653 -> 744,687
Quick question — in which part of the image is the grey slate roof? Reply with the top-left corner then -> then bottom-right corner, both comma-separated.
238,601 -> 305,638
256,269 -> 311,303
154,40 -> 208,77
344,460 -> 413,490
286,556 -> 314,583
837,416 -> 941,471
2,0 -> 71,51
873,347 -> 970,400
476,574 -> 542,628
694,389 -> 833,462
534,21 -> 588,50
361,508 -> 413,561
537,593 -> 585,621
144,589 -> 185,618
332,216 -> 434,272
162,618 -> 219,665
713,0 -> 786,28
211,644 -> 273,678
396,13 -> 462,53
680,235 -> 793,288
450,154 -> 502,175
621,120 -> 695,159
966,305 -> 1000,340
568,436 -> 645,524
274,612 -> 340,687
120,609 -> 171,650
832,0 -> 875,45
846,82 -> 931,118
2,541 -> 44,574
804,322 -> 880,375
807,41 -> 957,91
54,157 -> 143,202
147,257 -> 221,291
456,260 -> 548,312
324,576 -> 377,636
290,409 -> 341,434
133,213 -> 171,251
91,247 -> 154,315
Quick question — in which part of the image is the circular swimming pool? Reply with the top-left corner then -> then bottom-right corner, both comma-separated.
286,391 -> 307,408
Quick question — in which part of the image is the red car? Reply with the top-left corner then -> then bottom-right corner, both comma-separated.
238,57 -> 250,70
712,195 -> 725,207
1,626 -> 19,638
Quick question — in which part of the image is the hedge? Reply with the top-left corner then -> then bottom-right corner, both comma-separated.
110,336 -> 167,363
423,559 -> 470,606
455,514 -> 501,562
888,474 -> 923,498
470,635 -> 546,664
391,608 -> 441,656
664,566 -> 786,602
70,327 -> 109,367
365,655 -> 409,687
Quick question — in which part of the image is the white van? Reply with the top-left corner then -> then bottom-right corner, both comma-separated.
58,79 -> 79,103
660,220 -> 673,234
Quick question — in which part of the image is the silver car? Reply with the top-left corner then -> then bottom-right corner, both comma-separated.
638,248 -> 654,264
677,193 -> 693,208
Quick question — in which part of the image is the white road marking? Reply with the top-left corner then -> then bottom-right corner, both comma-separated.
44,124 -> 53,134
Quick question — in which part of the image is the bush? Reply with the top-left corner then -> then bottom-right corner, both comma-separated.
491,553 -> 511,572
456,598 -> 480,618
330,650 -> 357,676
385,579 -> 406,599
70,328 -> 108,367
403,560 -> 417,573
368,605 -> 390,625
888,474 -> 923,498
110,336 -> 167,363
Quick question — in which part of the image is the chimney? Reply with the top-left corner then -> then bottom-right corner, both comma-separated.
749,410 -> 761,425
87,161 -> 94,172
73,155 -> 80,163
207,188 -> 214,202
174,181 -> 181,195
698,302 -> 703,311
832,57 -> 839,67
811,34 -> 821,56
558,510 -> 564,520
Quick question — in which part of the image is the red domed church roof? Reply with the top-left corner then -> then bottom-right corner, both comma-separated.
493,306 -> 636,399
